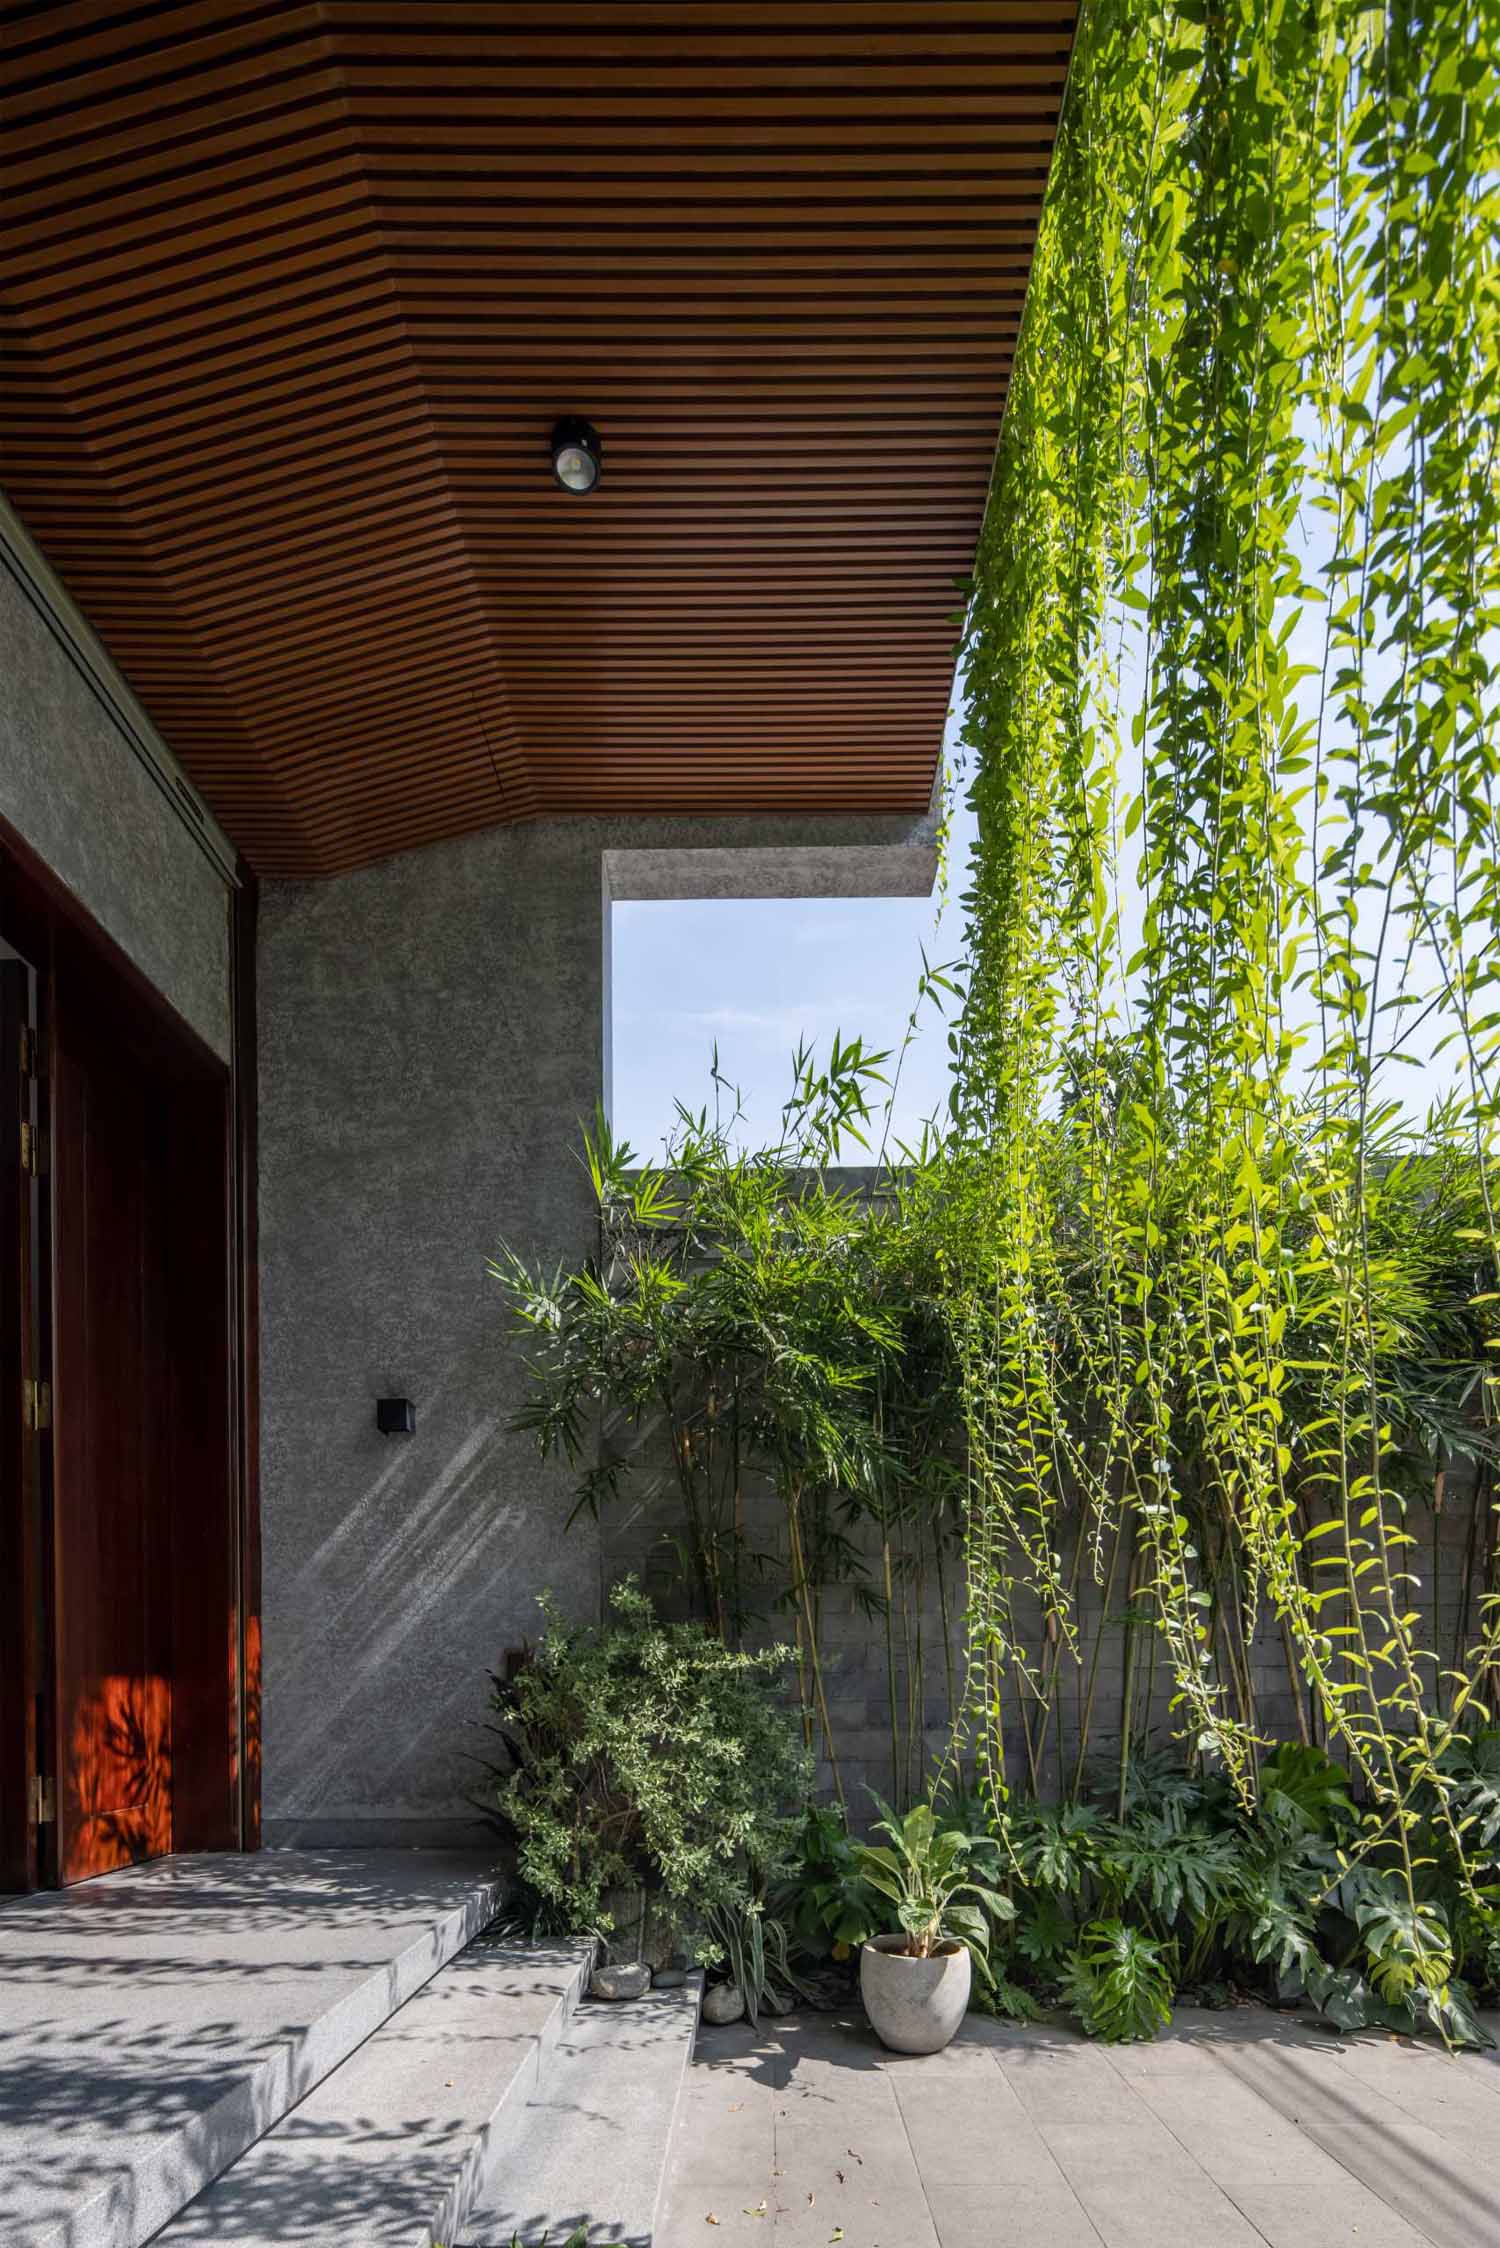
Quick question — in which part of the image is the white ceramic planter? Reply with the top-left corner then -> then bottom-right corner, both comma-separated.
859,1934 -> 971,2054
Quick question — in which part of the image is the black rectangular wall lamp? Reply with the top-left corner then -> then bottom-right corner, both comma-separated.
376,1396 -> 416,1436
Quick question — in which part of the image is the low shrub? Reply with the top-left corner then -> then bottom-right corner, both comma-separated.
486,1578 -> 808,1955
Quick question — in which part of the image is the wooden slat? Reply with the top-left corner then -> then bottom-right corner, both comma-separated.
0,1 -> 1073,879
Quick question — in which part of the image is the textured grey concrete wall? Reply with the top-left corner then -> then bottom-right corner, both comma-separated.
258,809 -> 937,1843
0,523 -> 233,1060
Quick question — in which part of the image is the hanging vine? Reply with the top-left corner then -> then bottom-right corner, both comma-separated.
951,0 -> 1500,2021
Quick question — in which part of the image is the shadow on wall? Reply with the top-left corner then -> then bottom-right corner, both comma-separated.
265,1368 -> 597,1835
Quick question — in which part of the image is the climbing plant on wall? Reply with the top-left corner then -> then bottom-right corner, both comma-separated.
950,0 -> 1500,2015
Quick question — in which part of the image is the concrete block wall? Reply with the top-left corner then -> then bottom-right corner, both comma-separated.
603,1406 -> 1486,1816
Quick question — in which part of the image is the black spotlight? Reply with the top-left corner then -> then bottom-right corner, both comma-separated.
550,416 -> 602,494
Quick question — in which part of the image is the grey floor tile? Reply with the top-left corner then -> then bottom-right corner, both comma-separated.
1214,2037 -> 1500,2242
925,2180 -> 1105,2246
770,2178 -> 940,2248
1328,2038 -> 1500,2155
892,2069 -> 1064,2188
1296,2116 -> 1500,2248
1000,2046 -> 1153,2128
1069,2170 -> 1272,2248
1224,2180 -> 1441,2247
1133,2071 -> 1350,2186
1038,2114 -> 1209,2183
655,2180 -> 786,2246
661,2006 -> 1496,2248
668,2106 -> 778,2188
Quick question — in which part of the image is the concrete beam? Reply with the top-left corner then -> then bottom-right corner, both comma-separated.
602,810 -> 939,903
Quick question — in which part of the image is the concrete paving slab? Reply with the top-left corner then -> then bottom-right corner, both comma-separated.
154,1935 -> 592,2246
924,2178 -> 1105,2246
0,1848 -> 503,2248
1066,2168 -> 1272,2247
1224,2180 -> 1436,2246
892,2067 -> 1065,2187
1213,2032 -> 1500,2247
658,2004 -> 1500,2248
1129,2069 -> 1350,2186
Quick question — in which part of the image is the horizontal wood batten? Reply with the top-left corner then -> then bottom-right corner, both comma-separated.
0,0 -> 1073,878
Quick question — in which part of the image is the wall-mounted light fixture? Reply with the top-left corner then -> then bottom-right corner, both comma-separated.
550,416 -> 602,494
376,1396 -> 416,1436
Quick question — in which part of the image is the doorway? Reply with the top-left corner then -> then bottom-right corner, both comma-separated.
1,858 -> 244,1887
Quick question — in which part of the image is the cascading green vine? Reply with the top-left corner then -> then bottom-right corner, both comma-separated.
951,0 -> 1500,2015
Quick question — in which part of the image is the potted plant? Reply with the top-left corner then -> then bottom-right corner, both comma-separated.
855,1799 -> 1012,2054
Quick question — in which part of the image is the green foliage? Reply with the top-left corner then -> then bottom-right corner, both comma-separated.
1061,1920 -> 1176,2043
775,1804 -> 881,1962
490,1 -> 1500,2065
702,1896 -> 811,2027
494,1063 -> 967,1807
855,1796 -> 1015,1982
946,0 -> 1500,2034
488,1579 -> 808,1948
972,1744 -> 1498,2046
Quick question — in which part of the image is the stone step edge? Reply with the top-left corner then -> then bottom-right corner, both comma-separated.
647,1974 -> 704,2245
83,1869 -> 506,2248
458,1971 -> 704,2248
428,1936 -> 599,2248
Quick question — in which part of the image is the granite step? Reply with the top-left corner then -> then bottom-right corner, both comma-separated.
0,1850 -> 506,2248
459,1975 -> 704,2248
149,1935 -> 595,2247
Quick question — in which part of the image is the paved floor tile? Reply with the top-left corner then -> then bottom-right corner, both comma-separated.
1068,2170 -> 1272,2248
924,2180 -> 1105,2245
1225,2180 -> 1439,2246
1133,2069 -> 1350,2186
1328,2037 -> 1500,2158
658,2006 -> 1500,2248
655,2181 -> 790,2246
1037,2114 -> 1212,2184
1213,2037 -> 1500,2244
892,2067 -> 1065,2187
769,2179 -> 940,2248
998,2045 -> 1152,2128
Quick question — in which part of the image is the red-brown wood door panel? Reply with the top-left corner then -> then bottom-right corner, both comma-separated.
52,1000 -> 172,1883
0,953 -> 47,1890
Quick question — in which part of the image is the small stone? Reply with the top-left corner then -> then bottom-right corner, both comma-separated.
702,1981 -> 746,2025
653,1967 -> 689,1989
590,1961 -> 651,2002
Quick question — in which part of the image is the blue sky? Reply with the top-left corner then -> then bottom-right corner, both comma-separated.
611,453 -> 1470,1164
611,721 -> 973,1159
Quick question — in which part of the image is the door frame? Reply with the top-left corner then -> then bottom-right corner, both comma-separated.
0,810 -> 260,1883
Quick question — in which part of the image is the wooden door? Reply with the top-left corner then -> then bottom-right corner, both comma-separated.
0,953 -> 49,1889
0,830 -> 247,1890
51,994 -> 172,1882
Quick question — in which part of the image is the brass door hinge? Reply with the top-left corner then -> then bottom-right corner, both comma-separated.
18,1120 -> 44,1176
18,1024 -> 45,1078
30,1773 -> 55,1827
23,1379 -> 51,1433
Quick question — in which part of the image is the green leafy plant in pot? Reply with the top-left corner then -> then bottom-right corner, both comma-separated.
855,1798 -> 1013,2054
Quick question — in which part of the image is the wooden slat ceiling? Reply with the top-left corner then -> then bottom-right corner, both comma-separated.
0,2 -> 1076,879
